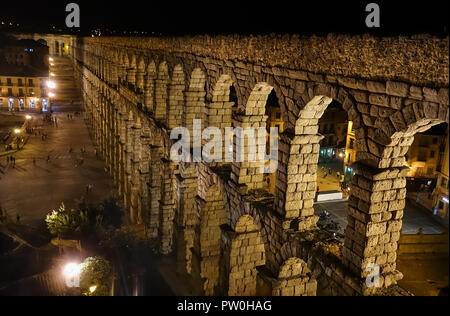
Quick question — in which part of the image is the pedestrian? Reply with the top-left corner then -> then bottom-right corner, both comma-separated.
94,148 -> 98,158
16,214 -> 20,223
69,147 -> 73,154
47,155 -> 51,163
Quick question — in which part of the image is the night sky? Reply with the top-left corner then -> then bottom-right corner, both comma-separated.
0,0 -> 448,36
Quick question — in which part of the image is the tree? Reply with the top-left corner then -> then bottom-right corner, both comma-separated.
79,256 -> 112,296
45,203 -> 90,236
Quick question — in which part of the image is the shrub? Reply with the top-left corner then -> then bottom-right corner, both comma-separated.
79,256 -> 112,296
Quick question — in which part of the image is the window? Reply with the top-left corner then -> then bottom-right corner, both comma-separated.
441,177 -> 448,189
19,88 -> 24,96
18,79 -> 23,86
7,78 -> 12,85
430,151 -> 435,158
349,138 -> 355,150
8,88 -> 12,96
427,167 -> 434,175
433,137 -> 438,145
419,137 -> 430,147
418,150 -> 427,162
28,79 -> 33,86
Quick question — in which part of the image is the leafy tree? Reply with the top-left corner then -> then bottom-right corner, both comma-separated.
79,256 -> 112,296
45,203 -> 90,236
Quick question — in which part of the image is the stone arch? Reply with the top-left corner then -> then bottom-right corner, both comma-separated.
168,64 -> 185,129
219,214 -> 266,296
209,74 -> 236,159
136,56 -> 146,91
193,183 -> 228,295
183,68 -> 207,150
155,61 -> 170,122
144,60 -> 157,112
342,101 -> 448,294
231,83 -> 273,191
126,54 -> 137,86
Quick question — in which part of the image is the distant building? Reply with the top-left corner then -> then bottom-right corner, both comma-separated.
0,37 -> 50,112
405,133 -> 443,179
432,134 -> 449,220
318,103 -> 348,162
344,121 -> 356,181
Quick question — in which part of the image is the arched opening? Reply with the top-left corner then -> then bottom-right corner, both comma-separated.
168,64 -> 185,129
231,83 -> 273,191
396,122 -> 449,296
192,184 -> 227,295
54,41 -> 59,55
155,61 -> 169,123
144,60 -> 157,112
210,75 -> 236,163
264,90 -> 284,195
342,103 -> 448,295
37,39 -> 47,47
220,214 -> 266,296
314,99 -> 349,236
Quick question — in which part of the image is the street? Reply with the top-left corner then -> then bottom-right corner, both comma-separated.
314,200 -> 447,235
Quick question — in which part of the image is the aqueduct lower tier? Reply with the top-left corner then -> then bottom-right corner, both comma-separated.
65,34 -> 448,296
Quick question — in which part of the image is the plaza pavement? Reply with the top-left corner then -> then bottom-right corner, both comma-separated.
0,111 -> 116,228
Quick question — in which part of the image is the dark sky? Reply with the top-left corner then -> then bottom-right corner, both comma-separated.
0,0 -> 448,36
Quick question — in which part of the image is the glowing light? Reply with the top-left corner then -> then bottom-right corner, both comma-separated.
89,285 -> 97,293
443,197 -> 449,204
47,81 -> 56,89
14,129 -> 21,134
49,92 -> 55,98
50,73 -> 55,77
25,115 -> 32,120
49,57 -> 54,62
63,263 -> 81,279
339,152 -> 345,158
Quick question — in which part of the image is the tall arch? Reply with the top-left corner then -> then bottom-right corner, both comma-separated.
192,183 -> 227,295
343,102 -> 448,295
231,83 -> 273,191
168,64 -> 185,129
144,60 -> 157,112
185,68 -> 207,149
219,214 -> 266,296
209,74 -> 235,159
155,61 -> 170,122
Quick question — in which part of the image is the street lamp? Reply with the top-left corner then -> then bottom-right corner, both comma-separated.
49,92 -> 55,98
63,262 -> 81,288
47,80 -> 56,89
89,285 -> 97,294
14,129 -> 21,134
25,115 -> 32,120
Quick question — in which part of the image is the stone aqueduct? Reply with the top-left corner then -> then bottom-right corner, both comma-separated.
38,34 -> 450,295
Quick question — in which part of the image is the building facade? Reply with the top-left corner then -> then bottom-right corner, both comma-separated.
432,135 -> 449,219
405,133 -> 443,179
0,75 -> 50,112
0,37 -> 50,112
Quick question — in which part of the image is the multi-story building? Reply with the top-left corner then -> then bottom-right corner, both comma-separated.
0,38 -> 50,112
432,134 -> 449,220
405,133 -> 443,179
344,121 -> 357,181
318,105 -> 348,162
